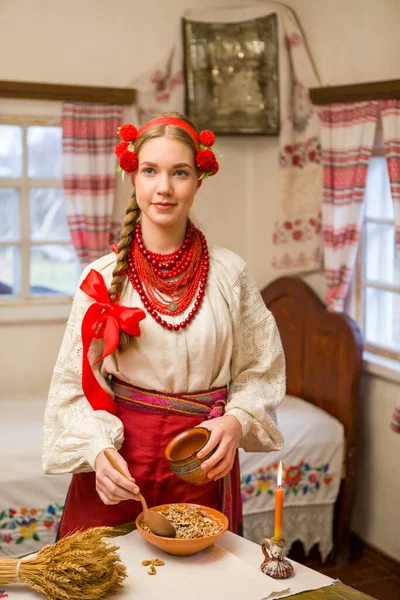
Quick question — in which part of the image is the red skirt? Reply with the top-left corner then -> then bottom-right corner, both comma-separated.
59,383 -> 242,538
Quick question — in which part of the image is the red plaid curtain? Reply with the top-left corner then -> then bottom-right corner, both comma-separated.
381,100 -> 400,253
381,100 -> 400,434
62,102 -> 123,267
321,99 -> 400,432
320,102 -> 379,311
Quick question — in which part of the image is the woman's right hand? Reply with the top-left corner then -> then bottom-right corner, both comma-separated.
95,448 -> 140,505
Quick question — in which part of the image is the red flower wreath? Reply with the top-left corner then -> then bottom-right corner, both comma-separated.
115,121 -> 220,179
118,124 -> 138,142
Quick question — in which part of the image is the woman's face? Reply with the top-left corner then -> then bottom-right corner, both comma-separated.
134,135 -> 198,232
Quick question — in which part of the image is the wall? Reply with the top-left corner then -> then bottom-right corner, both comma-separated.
2,0 -> 400,287
352,373 -> 400,561
284,0 -> 400,87
278,0 -> 400,563
1,0 -> 400,560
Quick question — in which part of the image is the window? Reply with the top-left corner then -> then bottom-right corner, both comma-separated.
0,117 -> 80,304
359,156 -> 400,360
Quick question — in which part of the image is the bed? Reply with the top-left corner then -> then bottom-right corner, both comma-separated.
240,276 -> 363,565
0,396 -> 71,558
0,276 -> 362,564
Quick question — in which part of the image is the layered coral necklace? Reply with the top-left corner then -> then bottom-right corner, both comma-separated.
126,221 -> 209,331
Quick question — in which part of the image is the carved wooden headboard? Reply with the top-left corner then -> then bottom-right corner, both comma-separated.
261,276 -> 363,448
261,276 -> 363,564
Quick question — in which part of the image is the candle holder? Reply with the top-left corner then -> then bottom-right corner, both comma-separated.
260,537 -> 294,579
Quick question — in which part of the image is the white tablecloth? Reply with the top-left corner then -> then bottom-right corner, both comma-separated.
2,531 -> 335,600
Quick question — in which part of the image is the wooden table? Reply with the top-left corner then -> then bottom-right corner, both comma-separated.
290,583 -> 376,599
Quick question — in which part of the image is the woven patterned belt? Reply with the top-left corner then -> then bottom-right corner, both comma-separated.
111,378 -> 228,419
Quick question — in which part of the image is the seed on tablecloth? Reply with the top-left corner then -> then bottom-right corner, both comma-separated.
147,565 -> 157,575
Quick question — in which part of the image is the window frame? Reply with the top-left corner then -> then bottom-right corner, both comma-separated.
0,114 -> 76,311
355,153 -> 400,362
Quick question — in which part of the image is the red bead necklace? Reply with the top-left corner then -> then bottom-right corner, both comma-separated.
126,222 -> 209,331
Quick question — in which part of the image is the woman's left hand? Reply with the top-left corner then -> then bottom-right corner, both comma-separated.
196,415 -> 242,481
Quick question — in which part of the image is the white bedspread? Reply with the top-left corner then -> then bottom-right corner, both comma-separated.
0,398 -> 70,558
240,395 -> 344,513
240,395 -> 344,559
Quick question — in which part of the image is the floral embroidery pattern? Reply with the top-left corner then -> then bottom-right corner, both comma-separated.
150,69 -> 184,103
279,136 -> 321,168
241,461 -> 334,502
137,65 -> 183,125
0,504 -> 64,549
137,49 -> 185,126
271,247 -> 322,271
273,213 -> 322,245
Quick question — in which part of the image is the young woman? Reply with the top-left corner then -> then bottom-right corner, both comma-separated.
43,112 -> 285,537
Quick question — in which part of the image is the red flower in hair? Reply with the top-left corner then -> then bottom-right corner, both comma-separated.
115,142 -> 129,157
199,130 -> 216,147
196,149 -> 217,173
118,124 -> 138,142
119,150 -> 138,172
210,160 -> 219,176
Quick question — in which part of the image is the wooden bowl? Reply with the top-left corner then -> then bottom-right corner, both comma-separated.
135,503 -> 228,556
164,427 -> 216,485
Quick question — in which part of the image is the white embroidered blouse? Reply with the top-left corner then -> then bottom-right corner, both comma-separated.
43,246 -> 285,474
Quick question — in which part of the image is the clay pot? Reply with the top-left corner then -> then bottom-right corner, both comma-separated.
164,427 -> 216,486
135,503 -> 228,556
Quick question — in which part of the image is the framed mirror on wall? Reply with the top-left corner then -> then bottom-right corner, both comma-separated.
182,13 -> 279,135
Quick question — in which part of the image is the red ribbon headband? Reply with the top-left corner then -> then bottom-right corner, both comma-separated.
137,117 -> 199,147
80,269 -> 146,414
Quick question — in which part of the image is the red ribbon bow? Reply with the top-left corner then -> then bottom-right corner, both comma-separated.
80,269 -> 146,414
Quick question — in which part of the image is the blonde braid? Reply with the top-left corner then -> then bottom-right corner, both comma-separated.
108,194 -> 141,304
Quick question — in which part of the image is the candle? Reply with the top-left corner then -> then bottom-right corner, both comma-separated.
274,461 -> 284,542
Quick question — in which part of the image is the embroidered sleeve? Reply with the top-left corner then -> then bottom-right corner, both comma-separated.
225,266 -> 285,452
42,270 -> 124,475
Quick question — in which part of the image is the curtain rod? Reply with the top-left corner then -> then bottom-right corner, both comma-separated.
310,78 -> 400,106
0,80 -> 136,105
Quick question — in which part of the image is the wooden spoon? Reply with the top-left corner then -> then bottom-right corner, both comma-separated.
103,450 -> 176,538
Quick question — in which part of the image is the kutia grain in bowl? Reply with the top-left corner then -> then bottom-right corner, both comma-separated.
142,504 -> 223,538
135,503 -> 229,556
